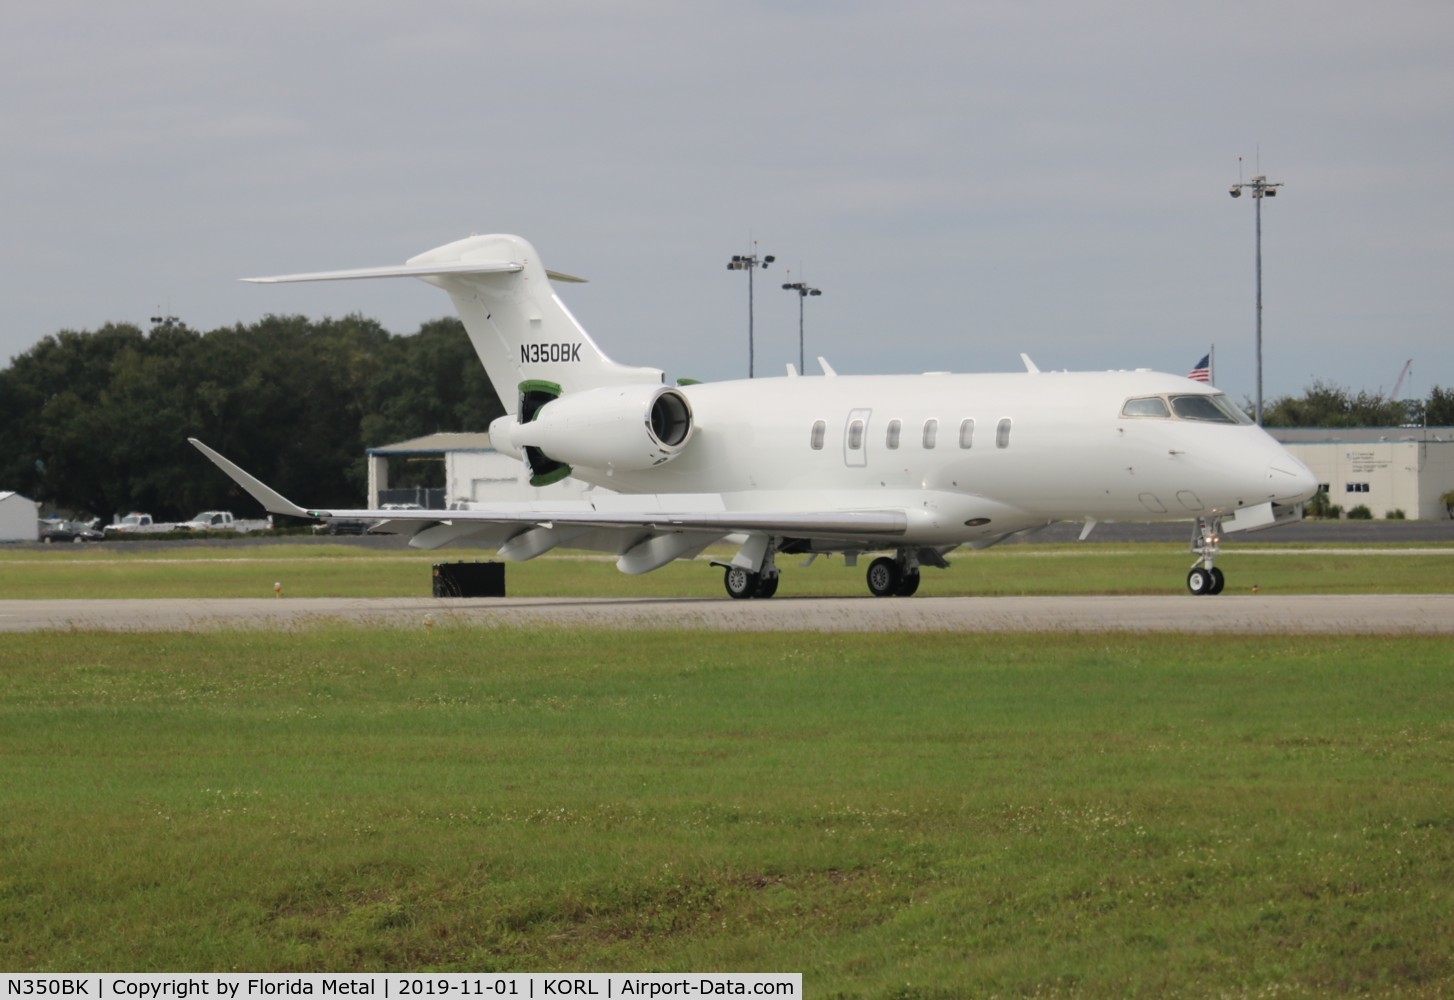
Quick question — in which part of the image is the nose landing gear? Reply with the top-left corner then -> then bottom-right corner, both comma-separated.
1187,517 -> 1227,595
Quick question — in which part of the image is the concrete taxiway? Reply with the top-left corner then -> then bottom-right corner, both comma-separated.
1,594 -> 1451,633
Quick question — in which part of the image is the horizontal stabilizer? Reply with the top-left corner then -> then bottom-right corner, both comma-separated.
243,263 -> 586,284
242,261 -> 523,284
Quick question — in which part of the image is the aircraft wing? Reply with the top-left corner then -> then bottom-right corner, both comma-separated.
189,438 -> 908,541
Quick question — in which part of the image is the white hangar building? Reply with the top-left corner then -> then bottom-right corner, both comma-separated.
366,432 -> 591,509
1271,427 -> 1454,520
1,491 -> 40,542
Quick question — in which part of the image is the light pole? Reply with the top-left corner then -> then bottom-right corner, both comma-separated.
726,246 -> 774,377
781,281 -> 821,374
1229,173 -> 1282,424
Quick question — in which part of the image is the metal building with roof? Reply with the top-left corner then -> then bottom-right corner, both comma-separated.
365,433 -> 590,509
1271,427 -> 1454,519
0,491 -> 40,542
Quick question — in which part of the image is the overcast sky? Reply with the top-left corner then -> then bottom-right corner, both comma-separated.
5,1 -> 1451,406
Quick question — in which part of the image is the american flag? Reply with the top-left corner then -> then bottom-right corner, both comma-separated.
1187,354 -> 1211,382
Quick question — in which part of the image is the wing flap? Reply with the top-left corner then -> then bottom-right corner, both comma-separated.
314,504 -> 907,537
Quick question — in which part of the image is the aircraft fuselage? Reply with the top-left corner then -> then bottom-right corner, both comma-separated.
566,369 -> 1312,547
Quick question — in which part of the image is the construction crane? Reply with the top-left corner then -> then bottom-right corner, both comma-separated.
1390,359 -> 1413,401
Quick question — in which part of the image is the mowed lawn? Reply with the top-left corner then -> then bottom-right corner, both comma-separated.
2,627 -> 1452,996
2,541 -> 1452,598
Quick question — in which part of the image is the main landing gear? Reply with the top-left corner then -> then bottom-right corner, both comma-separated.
723,564 -> 780,600
720,545 -> 781,600
718,546 -> 930,599
866,553 -> 921,597
1187,516 -> 1226,596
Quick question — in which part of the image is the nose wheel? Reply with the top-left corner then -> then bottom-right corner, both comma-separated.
1186,565 -> 1225,595
1187,517 -> 1227,595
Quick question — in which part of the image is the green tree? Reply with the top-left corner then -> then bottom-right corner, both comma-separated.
1425,385 -> 1454,426
1,313 -> 505,519
356,318 -> 504,491
1262,380 -> 1414,428
0,323 -> 153,515
192,314 -> 392,510
359,317 -> 504,446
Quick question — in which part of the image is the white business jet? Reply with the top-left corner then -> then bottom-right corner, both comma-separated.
191,233 -> 1317,598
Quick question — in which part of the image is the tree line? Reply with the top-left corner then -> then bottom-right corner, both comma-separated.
0,316 -> 503,520
2,316 -> 1450,520
1261,380 -> 1454,428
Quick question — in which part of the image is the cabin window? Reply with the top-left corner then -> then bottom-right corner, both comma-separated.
996,417 -> 1012,449
810,420 -> 825,450
886,419 -> 902,450
958,418 -> 975,448
847,419 -> 865,450
922,419 -> 938,449
1122,396 -> 1170,419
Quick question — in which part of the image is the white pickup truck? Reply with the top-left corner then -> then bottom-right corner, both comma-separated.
104,511 -> 176,534
177,510 -> 273,533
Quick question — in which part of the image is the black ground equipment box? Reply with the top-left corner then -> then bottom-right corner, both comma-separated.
432,561 -> 506,598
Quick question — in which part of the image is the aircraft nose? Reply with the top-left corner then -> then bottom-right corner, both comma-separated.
1268,458 -> 1318,504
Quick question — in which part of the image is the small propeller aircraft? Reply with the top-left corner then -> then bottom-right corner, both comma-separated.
193,233 -> 1317,597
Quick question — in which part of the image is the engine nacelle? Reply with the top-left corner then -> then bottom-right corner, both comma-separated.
489,383 -> 694,485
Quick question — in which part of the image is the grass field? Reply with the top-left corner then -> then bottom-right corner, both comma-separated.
2,540 -> 1452,598
2,545 -> 1453,994
2,626 -> 1452,994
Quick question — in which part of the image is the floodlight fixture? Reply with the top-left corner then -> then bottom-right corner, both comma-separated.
782,281 -> 823,373
726,245 -> 774,377
1227,173 -> 1284,425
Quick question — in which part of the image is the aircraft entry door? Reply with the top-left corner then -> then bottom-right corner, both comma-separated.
844,408 -> 871,467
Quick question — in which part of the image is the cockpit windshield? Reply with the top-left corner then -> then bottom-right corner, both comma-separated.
1121,393 -> 1252,425
1121,396 -> 1170,418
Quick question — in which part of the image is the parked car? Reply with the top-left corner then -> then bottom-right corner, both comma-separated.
40,518 -> 104,543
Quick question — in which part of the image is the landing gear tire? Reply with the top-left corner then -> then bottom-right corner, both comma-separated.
724,567 -> 779,599
1208,567 -> 1225,595
895,570 -> 921,597
1187,567 -> 1213,595
867,557 -> 901,598
724,567 -> 758,600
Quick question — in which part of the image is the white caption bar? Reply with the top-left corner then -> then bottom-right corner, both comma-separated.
2,975 -> 800,1000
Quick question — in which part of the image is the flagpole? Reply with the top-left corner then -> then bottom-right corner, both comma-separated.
1210,343 -> 1216,387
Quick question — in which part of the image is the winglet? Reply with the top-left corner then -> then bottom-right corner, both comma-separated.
1020,353 -> 1041,373
188,439 -> 319,519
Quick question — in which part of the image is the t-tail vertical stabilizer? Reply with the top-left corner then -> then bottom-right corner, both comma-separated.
244,233 -> 664,412
412,234 -> 663,408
